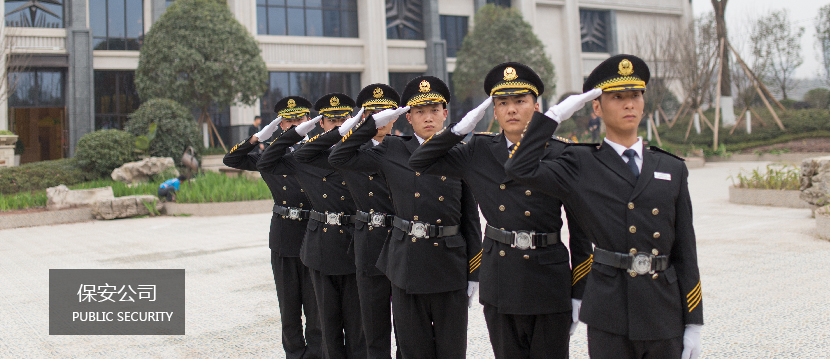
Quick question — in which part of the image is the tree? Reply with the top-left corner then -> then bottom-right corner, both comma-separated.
135,0 -> 267,150
452,4 -> 555,102
751,9 -> 805,100
711,0 -> 734,125
817,5 -> 830,86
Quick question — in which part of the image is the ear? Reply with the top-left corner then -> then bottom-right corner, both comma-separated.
442,108 -> 448,119
534,101 -> 540,112
593,99 -> 603,118
406,112 -> 412,125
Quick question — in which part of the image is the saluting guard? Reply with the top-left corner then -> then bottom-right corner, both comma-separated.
293,89 -> 400,358
504,54 -> 703,359
257,96 -> 366,358
408,62 -> 593,358
329,77 -> 482,358
223,105 -> 321,359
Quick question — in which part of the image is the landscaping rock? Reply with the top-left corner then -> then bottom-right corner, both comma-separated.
91,195 -> 162,220
46,185 -> 115,210
816,206 -> 830,241
800,156 -> 830,207
111,157 -> 179,183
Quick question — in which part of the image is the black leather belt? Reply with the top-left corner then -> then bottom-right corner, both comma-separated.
273,205 -> 309,221
484,224 -> 559,250
392,216 -> 459,239
593,247 -> 669,276
309,210 -> 356,226
355,210 -> 393,227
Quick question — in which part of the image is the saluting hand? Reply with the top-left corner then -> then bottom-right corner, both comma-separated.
544,88 -> 602,123
252,116 -> 282,143
296,115 -> 323,136
452,96 -> 493,135
373,106 -> 410,128
338,108 -> 366,136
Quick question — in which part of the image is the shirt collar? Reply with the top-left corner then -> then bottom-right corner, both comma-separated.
414,134 -> 426,145
604,137 -> 643,159
505,134 -> 514,149
371,138 -> 380,146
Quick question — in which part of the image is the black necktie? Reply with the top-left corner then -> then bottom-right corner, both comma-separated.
623,149 -> 639,179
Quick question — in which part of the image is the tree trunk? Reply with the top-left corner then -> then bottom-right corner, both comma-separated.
711,0 -> 731,97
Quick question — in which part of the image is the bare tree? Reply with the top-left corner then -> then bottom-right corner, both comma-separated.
751,9 -> 805,100
623,21 -> 683,126
674,14 -> 719,124
817,4 -> 830,86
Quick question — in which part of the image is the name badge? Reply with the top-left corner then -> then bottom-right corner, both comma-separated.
654,172 -> 671,181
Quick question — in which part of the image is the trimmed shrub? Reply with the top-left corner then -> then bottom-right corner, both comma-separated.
75,129 -> 137,178
125,99 -> 202,166
0,158 -> 95,194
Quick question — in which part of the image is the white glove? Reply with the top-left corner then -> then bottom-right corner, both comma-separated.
253,116 -> 282,141
466,281 -> 479,308
569,298 -> 582,335
451,96 -> 492,135
295,115 -> 323,136
338,108 -> 365,136
544,89 -> 602,123
681,324 -> 702,359
373,106 -> 410,128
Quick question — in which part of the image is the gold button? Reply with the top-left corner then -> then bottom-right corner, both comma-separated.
629,271 -> 637,277
525,190 -> 531,196
629,225 -> 636,233
323,194 -> 327,198
524,211 -> 531,217
652,208 -> 659,215
369,192 -> 373,197
436,219 -> 442,224
499,205 -> 505,211
300,189 -> 304,192
413,216 -> 419,220
499,250 -> 506,257
322,177 -> 326,181
628,202 -> 634,209
282,216 -> 286,219
439,196 -> 444,201
416,172 -> 421,176
499,184 -> 506,190
652,249 -> 659,255
652,273 -> 659,280
282,201 -> 286,205
340,196 -> 345,200
412,238 -> 417,242
629,248 -> 637,255
282,186 -> 287,190
283,175 -> 287,177
653,232 -> 660,239
434,242 -> 439,246
523,255 -> 530,259
415,192 -> 420,198
339,230 -> 343,233
369,176 -> 374,180
299,203 -> 303,207
342,181 -> 346,185
369,226 -> 373,231
323,228 -> 327,232
441,176 -> 447,181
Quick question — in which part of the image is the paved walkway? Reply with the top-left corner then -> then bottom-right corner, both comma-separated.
1,161 -> 829,358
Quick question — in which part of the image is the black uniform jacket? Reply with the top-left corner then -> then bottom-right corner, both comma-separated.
223,136 -> 309,257
504,112 -> 704,340
293,128 -> 395,277
329,115 -> 482,295
409,128 -> 593,315
257,127 -> 357,276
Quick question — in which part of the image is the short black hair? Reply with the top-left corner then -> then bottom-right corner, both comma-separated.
177,175 -> 187,181
254,115 -> 261,120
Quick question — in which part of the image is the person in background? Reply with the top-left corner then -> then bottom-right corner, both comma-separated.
588,110 -> 602,143
158,175 -> 187,202
249,116 -> 265,153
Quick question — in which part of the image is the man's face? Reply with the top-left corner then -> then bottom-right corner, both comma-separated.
493,94 -> 539,136
406,103 -> 447,139
253,118 -> 261,127
321,116 -> 347,132
593,91 -> 644,134
363,109 -> 378,119
376,119 -> 397,137
280,115 -> 308,131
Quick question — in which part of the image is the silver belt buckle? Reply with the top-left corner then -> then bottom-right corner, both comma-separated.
325,212 -> 341,226
370,213 -> 386,227
512,230 -> 535,250
409,221 -> 429,238
288,208 -> 301,220
630,254 -> 655,276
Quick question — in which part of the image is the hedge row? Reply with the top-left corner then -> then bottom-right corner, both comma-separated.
0,158 -> 96,194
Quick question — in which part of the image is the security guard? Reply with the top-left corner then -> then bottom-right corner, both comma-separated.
408,62 -> 593,358
504,54 -> 703,359
329,76 -> 482,358
223,102 -> 321,359
293,89 -> 399,358
257,96 -> 366,358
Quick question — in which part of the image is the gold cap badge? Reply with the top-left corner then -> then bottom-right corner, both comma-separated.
287,99 -> 296,108
330,96 -> 340,106
618,59 -> 634,76
503,67 -> 518,81
373,87 -> 383,98
419,80 -> 431,93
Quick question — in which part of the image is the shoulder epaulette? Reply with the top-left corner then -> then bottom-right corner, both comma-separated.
649,146 -> 685,161
473,131 -> 499,137
550,135 -> 573,144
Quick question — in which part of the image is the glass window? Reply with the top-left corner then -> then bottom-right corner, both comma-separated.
165,0 -> 175,7
7,70 -> 65,107
388,72 -> 422,135
440,15 -> 468,58
94,71 -> 141,130
4,0 -> 64,28
580,9 -> 610,53
386,0 -> 423,40
257,0 -> 358,37
448,72 -> 474,130
485,0 -> 511,7
260,71 -> 361,121
91,0 -> 144,51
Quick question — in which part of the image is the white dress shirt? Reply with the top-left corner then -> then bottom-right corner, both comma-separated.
603,137 -> 644,173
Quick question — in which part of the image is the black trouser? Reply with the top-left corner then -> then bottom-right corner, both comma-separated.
587,326 -> 683,359
483,304 -> 571,358
355,271 -> 395,358
391,285 -> 468,358
271,253 -> 323,359
310,269 -> 366,358
158,187 -> 175,201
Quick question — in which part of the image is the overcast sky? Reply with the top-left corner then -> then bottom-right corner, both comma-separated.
691,0 -> 826,79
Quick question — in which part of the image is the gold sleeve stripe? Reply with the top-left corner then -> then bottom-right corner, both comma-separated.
229,143 -> 240,153
573,255 -> 593,272
688,294 -> 702,313
469,261 -> 481,273
469,258 -> 481,270
469,250 -> 482,264
572,266 -> 591,285
306,133 -> 323,143
686,281 -> 701,300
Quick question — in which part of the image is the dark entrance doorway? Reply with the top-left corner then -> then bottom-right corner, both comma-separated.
7,68 -> 66,164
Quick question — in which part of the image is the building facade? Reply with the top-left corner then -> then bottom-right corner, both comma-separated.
1,0 -> 691,164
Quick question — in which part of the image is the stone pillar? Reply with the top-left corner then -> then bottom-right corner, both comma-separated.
423,0 -> 446,83
67,0 -> 95,157
227,0 -> 260,143
151,0 -> 167,23
563,0 -> 583,94
359,0 -> 389,86
0,2 -> 8,132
